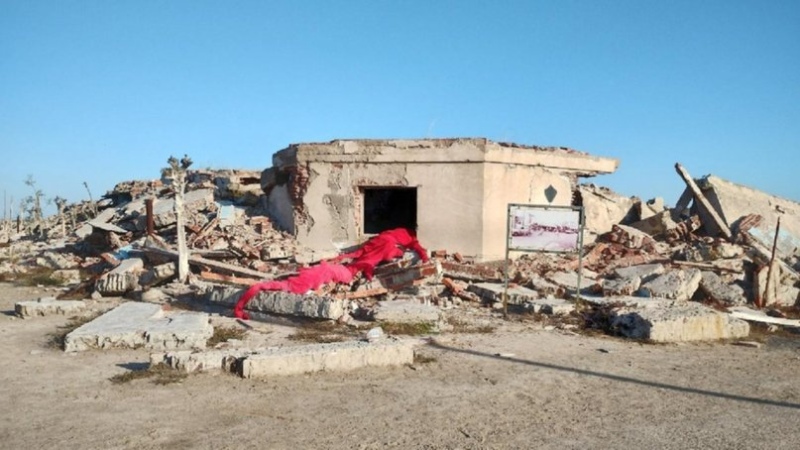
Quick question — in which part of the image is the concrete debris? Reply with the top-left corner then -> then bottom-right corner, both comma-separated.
638,269 -> 702,301
239,339 -> 416,378
467,283 -> 539,305
372,300 -> 441,323
15,297 -> 86,318
206,285 -> 347,321
698,271 -> 747,306
524,297 -> 575,315
7,148 -> 800,365
611,301 -> 750,343
64,302 -> 213,352
728,306 -> 800,328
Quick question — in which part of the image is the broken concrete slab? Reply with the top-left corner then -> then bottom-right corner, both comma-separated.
698,174 -> 800,245
372,300 -> 441,323
577,184 -> 639,243
64,302 -> 212,352
156,348 -> 254,373
467,283 -> 538,305
675,164 -> 732,239
527,274 -> 562,297
35,251 -> 75,270
240,339 -> 416,378
205,285 -> 347,320
95,258 -> 145,296
546,270 -> 597,296
582,295 -> 674,309
612,301 -> 750,343
698,271 -> 747,306
628,210 -> 678,237
51,269 -> 81,285
600,277 -> 641,296
638,269 -> 702,301
15,297 -> 86,318
524,298 -> 574,315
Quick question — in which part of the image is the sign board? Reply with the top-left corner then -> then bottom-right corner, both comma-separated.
508,205 -> 582,253
501,203 -> 585,317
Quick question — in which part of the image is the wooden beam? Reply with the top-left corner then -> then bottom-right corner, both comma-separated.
141,246 -> 272,280
674,163 -> 732,240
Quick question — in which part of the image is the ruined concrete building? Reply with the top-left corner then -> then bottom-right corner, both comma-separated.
261,138 -> 618,260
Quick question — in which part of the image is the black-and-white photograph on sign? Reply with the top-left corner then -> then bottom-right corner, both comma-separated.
508,205 -> 582,252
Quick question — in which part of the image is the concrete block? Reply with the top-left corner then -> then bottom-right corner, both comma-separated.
139,262 -> 177,287
64,302 -> 212,352
601,277 -> 641,296
582,295 -> 674,309
611,302 -> 750,343
546,271 -> 597,295
205,285 -> 346,320
157,348 -> 255,373
240,339 -> 416,378
525,298 -> 574,315
638,269 -> 702,301
15,297 -> 86,318
372,300 -> 441,323
527,274 -> 561,297
467,282 -> 538,305
95,258 -> 145,296
613,263 -> 665,283
698,271 -> 747,306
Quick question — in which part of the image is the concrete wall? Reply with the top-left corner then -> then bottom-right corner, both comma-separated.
481,164 -> 574,260
700,175 -> 800,238
297,160 -> 485,258
264,139 -> 618,261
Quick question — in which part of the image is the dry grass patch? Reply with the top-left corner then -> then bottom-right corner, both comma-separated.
207,326 -> 247,346
448,319 -> 496,334
380,321 -> 436,336
109,363 -> 188,385
46,312 -> 102,350
288,320 -> 358,343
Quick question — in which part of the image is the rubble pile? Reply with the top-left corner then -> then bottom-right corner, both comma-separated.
3,160 -> 800,378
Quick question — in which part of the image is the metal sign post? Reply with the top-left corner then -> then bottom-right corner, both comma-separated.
502,203 -> 585,317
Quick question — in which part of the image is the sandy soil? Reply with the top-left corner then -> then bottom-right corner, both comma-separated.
1,282 -> 799,450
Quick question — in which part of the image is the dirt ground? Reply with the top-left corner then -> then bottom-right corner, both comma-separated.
1,282 -> 799,450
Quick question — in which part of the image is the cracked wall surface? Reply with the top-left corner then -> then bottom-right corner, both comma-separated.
262,138 -> 618,261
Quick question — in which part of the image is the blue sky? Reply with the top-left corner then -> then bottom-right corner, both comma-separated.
2,0 -> 798,217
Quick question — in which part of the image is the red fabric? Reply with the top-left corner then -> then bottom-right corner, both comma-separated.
334,228 -> 429,279
234,261 -> 354,319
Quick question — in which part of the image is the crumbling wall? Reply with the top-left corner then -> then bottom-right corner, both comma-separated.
699,175 -> 800,238
576,184 -> 639,244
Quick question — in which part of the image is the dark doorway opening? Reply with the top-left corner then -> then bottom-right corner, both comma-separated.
362,187 -> 417,234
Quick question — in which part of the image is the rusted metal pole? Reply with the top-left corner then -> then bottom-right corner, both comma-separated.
145,198 -> 155,236
763,217 -> 781,307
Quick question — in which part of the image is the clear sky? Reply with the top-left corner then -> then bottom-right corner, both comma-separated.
2,0 -> 798,217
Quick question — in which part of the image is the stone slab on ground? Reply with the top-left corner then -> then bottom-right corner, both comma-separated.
581,295 -> 675,309
638,269 -> 702,301
698,271 -> 747,306
372,300 -> 441,323
611,301 -> 750,343
525,298 -> 574,315
205,285 -> 347,320
527,275 -> 561,297
613,264 -> 665,283
64,302 -> 212,352
546,271 -> 597,295
15,297 -> 86,318
601,277 -> 641,296
467,283 -> 538,305
240,339 -> 416,378
155,348 -> 255,373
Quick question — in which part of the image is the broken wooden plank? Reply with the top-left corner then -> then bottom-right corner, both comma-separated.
674,163 -> 732,240
141,246 -> 272,280
672,260 -> 742,273
199,270 -> 262,286
728,306 -> 800,328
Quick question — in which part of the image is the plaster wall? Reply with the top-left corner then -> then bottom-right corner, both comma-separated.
481,164 -> 574,260
296,161 -> 485,259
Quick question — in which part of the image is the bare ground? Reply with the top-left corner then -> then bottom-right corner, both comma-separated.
1,282 -> 799,450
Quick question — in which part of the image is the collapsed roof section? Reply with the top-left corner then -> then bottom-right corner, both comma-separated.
261,138 -> 618,261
